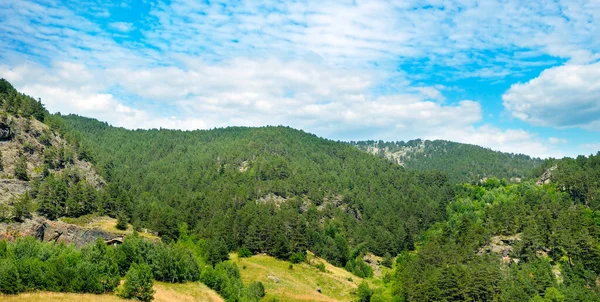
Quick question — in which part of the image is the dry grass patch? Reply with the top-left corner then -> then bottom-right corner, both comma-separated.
0,282 -> 223,302
0,292 -> 125,302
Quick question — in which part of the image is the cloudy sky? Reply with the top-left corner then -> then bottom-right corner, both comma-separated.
1,0 -> 599,158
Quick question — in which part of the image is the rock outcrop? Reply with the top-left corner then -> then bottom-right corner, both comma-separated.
536,165 -> 557,185
0,122 -> 11,140
0,215 -> 119,247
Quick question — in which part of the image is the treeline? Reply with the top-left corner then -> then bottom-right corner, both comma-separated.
0,233 -> 265,301
547,152 -> 600,210
54,114 -> 454,268
352,139 -> 542,183
392,179 -> 600,301
0,79 -> 46,122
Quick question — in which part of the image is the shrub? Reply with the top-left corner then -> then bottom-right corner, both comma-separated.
289,252 -> 306,264
0,259 -> 22,294
242,281 -> 266,302
116,213 -> 128,231
14,156 -> 29,181
357,281 -> 373,302
381,252 -> 393,268
120,262 -> 155,301
238,247 -> 252,258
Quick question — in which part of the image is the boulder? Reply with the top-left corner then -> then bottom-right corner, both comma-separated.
0,122 -> 11,140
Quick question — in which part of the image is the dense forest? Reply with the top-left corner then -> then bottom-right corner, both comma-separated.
54,114 -> 453,260
353,140 -> 543,183
1,78 -> 600,301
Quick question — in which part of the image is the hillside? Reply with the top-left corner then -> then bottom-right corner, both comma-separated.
56,114 -> 453,259
2,78 -> 600,301
0,80 -> 104,222
352,140 -> 543,183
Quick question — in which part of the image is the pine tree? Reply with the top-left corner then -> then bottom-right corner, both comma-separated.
12,192 -> 33,221
14,155 -> 29,181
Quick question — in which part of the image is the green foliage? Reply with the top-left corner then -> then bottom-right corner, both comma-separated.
353,139 -> 543,183
0,237 -> 120,295
242,281 -> 266,302
116,212 -> 128,230
120,262 -> 155,301
550,152 -> 600,209
200,261 -> 245,302
12,192 -> 33,222
0,259 -> 22,294
238,247 -> 252,258
394,181 -> 600,301
36,170 -> 100,220
22,141 -> 35,155
289,251 -> 306,264
14,155 -> 29,180
356,281 -> 373,302
0,79 -> 47,122
55,113 -> 454,267
381,252 -> 393,268
205,239 -> 230,267
345,256 -> 373,278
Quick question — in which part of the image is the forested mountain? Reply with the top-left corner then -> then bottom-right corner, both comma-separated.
353,140 -> 543,183
2,78 -> 600,301
55,114 -> 453,259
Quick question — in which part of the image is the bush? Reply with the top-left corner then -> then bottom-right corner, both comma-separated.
315,262 -> 326,272
0,259 -> 22,294
116,213 -> 128,231
206,239 -> 229,267
242,281 -> 266,302
289,252 -> 306,264
381,252 -> 393,268
346,257 -> 373,278
23,142 -> 35,154
357,281 -> 373,302
14,156 -> 29,181
238,247 -> 252,258
120,262 -> 155,301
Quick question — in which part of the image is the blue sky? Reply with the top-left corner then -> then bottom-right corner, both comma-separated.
1,0 -> 599,158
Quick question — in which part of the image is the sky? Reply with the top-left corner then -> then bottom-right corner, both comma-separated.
1,0 -> 599,158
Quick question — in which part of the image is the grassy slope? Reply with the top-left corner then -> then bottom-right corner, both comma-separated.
232,252 -> 379,302
0,251 -> 392,302
0,282 -> 223,302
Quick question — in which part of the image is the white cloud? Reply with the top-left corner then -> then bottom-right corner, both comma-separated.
503,62 -> 600,130
109,22 -> 134,33
580,143 -> 600,154
549,137 -> 568,144
1,0 -> 597,158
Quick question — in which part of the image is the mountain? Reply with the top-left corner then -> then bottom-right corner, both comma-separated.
55,114 -> 453,258
3,78 -> 600,301
352,139 -> 543,183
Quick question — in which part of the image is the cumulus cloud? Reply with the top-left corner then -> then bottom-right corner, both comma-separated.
503,62 -> 600,130
2,0 -> 598,157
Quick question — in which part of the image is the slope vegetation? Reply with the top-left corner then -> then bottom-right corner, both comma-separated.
56,114 -> 453,262
353,139 -> 542,183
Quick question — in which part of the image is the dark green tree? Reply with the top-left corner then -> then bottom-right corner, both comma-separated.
14,155 -> 29,181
